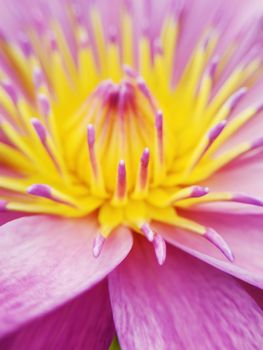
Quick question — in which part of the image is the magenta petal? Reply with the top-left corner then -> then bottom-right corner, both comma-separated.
1,279 -> 114,350
243,282 -> 263,311
0,215 -> 133,337
158,212 -> 263,289
109,238 -> 263,349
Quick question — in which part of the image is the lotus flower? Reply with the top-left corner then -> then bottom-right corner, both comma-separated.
1,0 -> 263,348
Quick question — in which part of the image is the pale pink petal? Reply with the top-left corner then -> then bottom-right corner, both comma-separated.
157,211 -> 263,288
109,237 -> 263,350
0,279 -> 114,350
0,215 -> 133,337
200,153 -> 263,213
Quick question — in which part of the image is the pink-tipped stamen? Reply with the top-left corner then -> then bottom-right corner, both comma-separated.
49,33 -> 58,51
27,184 -> 73,206
38,94 -> 50,117
227,87 -> 247,112
141,223 -> 155,242
153,39 -> 163,56
0,200 -> 7,211
2,81 -> 18,105
31,118 -> 47,143
33,67 -> 44,89
155,110 -> 164,163
256,103 -> 263,114
139,148 -> 150,190
153,233 -> 167,265
231,193 -> 263,207
92,233 -> 105,258
137,77 -> 157,111
19,34 -> 32,57
250,136 -> 263,150
208,56 -> 219,80
191,186 -> 210,198
187,120 -> 227,172
170,186 -> 209,204
87,124 -> 98,178
116,160 -> 127,199
27,184 -> 52,198
31,118 -> 61,171
118,83 -> 130,133
123,65 -> 139,79
108,26 -> 117,43
208,120 -> 227,143
229,136 -> 263,164
204,227 -> 234,262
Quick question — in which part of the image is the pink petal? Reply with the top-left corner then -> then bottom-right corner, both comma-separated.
0,215 -> 133,337
1,279 -> 114,350
109,237 -> 263,349
157,211 -> 263,289
243,282 -> 263,311
201,153 -> 263,213
0,212 -> 27,227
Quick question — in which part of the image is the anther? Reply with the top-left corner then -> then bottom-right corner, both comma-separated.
118,83 -> 129,122
153,39 -> 163,56
0,200 -> 7,211
116,160 -> 127,200
93,233 -> 105,258
185,120 -> 227,174
153,233 -> 167,265
141,223 -> 155,242
250,136 -> 263,150
155,110 -> 164,163
86,124 -> 106,196
256,103 -> 263,114
18,34 -> 32,57
139,148 -> 150,190
169,186 -> 209,204
204,227 -> 234,262
123,65 -> 139,79
108,26 -> 117,43
31,118 -> 62,172
208,120 -> 227,143
137,77 -> 157,111
31,118 -> 47,144
191,186 -> 209,198
208,56 -> 219,80
27,184 -> 52,199
49,33 -> 58,51
38,94 -> 51,117
87,124 -> 98,178
2,81 -> 18,105
27,184 -> 74,207
231,193 -> 263,207
33,67 -> 44,89
227,87 -> 247,112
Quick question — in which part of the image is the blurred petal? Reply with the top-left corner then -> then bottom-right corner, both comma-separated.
109,238 -> 263,349
0,215 -> 133,337
158,212 -> 263,288
0,279 -> 114,350
0,212 -> 27,226
242,282 -> 263,311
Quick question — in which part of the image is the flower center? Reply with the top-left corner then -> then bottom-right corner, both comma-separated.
81,77 -> 165,195
0,6 -> 263,263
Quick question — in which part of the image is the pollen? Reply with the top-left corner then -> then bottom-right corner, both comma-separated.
0,6 -> 263,264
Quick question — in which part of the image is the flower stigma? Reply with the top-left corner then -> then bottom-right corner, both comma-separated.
0,5 -> 263,264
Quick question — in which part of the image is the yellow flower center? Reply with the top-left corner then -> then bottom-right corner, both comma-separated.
0,8 -> 263,260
